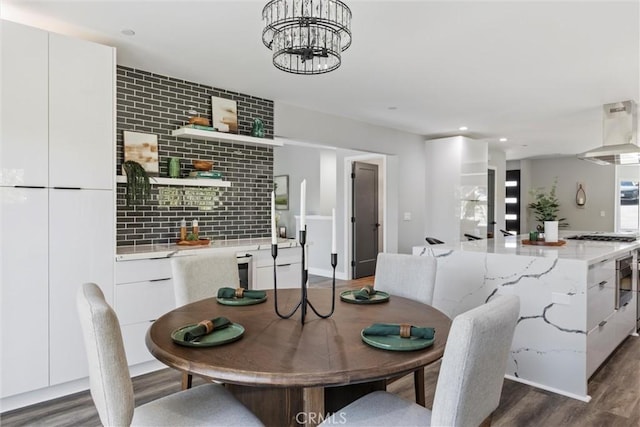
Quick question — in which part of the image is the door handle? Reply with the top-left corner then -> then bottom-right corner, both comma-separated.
375,223 -> 380,228
598,281 -> 607,288
598,320 -> 607,327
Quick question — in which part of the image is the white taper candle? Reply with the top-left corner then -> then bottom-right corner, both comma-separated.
300,179 -> 306,230
271,191 -> 277,245
331,208 -> 336,254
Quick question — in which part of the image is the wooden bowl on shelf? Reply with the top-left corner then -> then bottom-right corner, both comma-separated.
192,160 -> 213,171
188,116 -> 210,126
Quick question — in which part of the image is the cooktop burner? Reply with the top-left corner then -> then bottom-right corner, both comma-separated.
565,234 -> 637,242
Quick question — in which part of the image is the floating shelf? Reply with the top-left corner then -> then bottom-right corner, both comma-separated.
116,176 -> 231,188
171,127 -> 283,147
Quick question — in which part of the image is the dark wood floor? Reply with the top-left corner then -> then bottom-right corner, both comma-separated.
2,276 -> 639,426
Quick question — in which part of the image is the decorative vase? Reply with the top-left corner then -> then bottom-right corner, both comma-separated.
251,118 -> 265,138
544,220 -> 559,243
168,157 -> 181,178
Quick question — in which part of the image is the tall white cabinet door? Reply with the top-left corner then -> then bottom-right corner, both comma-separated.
49,33 -> 114,190
49,189 -> 114,385
0,188 -> 49,397
0,21 -> 49,187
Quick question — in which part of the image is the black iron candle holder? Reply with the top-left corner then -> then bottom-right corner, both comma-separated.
272,226 -> 337,324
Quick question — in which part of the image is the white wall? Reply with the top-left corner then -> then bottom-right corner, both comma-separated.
273,144 -> 321,237
510,157 -> 615,232
275,103 -> 424,255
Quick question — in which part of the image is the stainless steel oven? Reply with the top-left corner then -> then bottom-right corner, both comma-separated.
616,254 -> 633,310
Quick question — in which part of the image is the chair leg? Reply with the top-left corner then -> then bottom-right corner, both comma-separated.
181,372 -> 193,390
414,368 -> 425,406
479,414 -> 493,427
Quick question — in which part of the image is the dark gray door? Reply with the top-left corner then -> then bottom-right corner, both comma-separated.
352,161 -> 379,278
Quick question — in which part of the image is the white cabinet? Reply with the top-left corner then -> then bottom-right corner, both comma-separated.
49,33 -> 114,190
49,189 -> 114,385
0,20 -> 115,397
115,258 -> 175,365
0,21 -> 48,187
0,188 -> 49,397
251,247 -> 302,290
586,258 -> 616,331
585,254 -> 636,379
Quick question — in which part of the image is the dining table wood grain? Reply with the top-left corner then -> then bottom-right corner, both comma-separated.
146,287 -> 451,427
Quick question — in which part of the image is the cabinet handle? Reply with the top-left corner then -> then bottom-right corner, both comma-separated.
598,281 -> 607,288
149,277 -> 171,282
53,186 -> 82,190
14,185 -> 45,189
598,320 -> 607,327
277,263 -> 292,267
623,302 -> 630,308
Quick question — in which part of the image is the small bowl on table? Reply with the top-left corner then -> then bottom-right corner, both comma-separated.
192,160 -> 213,171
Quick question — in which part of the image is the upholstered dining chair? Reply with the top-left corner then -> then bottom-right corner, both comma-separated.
320,295 -> 520,427
373,252 -> 438,406
171,251 -> 240,306
76,282 -> 264,427
171,251 -> 241,389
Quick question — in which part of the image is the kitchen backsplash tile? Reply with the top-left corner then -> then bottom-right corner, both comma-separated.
116,66 -> 274,246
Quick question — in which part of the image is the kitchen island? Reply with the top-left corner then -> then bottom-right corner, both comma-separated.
413,232 -> 638,401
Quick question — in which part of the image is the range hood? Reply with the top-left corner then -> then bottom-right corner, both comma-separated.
578,100 -> 639,165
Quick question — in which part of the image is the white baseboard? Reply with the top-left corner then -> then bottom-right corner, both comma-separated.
504,375 -> 591,402
0,360 -> 165,413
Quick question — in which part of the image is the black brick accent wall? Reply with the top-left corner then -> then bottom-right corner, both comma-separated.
116,66 -> 274,246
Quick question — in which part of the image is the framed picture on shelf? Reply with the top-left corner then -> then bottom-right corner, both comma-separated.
274,175 -> 289,210
123,131 -> 159,176
211,96 -> 238,134
279,226 -> 287,239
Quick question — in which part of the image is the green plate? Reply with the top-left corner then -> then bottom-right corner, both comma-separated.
361,329 -> 435,351
171,323 -> 245,347
216,295 -> 267,306
340,290 -> 390,304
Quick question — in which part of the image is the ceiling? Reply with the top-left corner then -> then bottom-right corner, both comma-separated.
3,0 -> 638,160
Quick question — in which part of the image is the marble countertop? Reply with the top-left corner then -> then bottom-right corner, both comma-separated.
416,231 -> 640,264
116,237 -> 299,261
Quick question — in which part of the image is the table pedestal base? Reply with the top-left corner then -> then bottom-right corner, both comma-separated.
226,380 -> 386,427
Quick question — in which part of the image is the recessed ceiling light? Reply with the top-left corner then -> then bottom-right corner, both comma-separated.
121,29 -> 136,36
499,137 -> 508,142
459,126 -> 468,131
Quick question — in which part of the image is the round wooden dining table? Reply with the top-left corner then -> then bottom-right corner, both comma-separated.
146,288 -> 451,427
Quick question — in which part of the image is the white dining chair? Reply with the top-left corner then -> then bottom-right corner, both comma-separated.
171,251 -> 240,307
373,252 -> 438,406
77,282 -> 264,427
171,251 -> 241,389
320,294 -> 520,427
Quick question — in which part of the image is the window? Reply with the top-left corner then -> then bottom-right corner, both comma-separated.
616,166 -> 640,232
505,170 -> 521,233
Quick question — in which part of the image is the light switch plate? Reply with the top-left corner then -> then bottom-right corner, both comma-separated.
403,212 -> 411,221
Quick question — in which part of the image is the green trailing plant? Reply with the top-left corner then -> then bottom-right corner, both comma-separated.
528,178 -> 568,230
122,160 -> 151,206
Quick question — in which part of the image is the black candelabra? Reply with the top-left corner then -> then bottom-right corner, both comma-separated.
272,226 -> 338,324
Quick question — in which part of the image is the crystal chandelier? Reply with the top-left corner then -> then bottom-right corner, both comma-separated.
262,0 -> 352,75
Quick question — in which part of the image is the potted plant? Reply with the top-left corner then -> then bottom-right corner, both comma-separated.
528,178 -> 567,242
122,160 -> 151,206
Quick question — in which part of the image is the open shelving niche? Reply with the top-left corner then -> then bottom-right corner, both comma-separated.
115,128 -> 284,187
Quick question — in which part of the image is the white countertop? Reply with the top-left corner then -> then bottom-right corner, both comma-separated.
416,231 -> 640,264
116,237 -> 299,261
